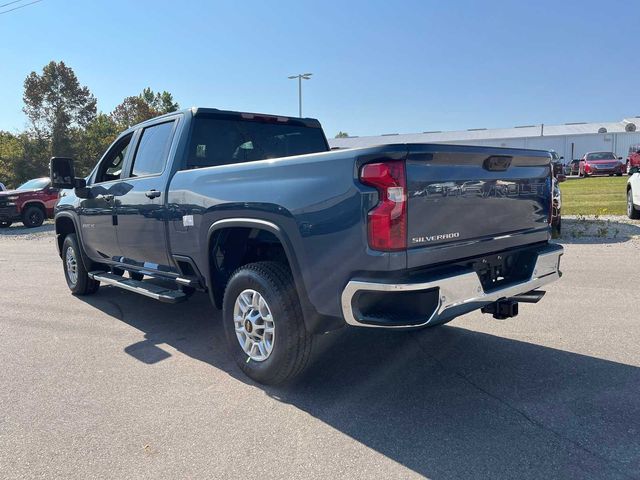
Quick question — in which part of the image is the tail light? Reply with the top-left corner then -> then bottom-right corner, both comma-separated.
360,160 -> 407,251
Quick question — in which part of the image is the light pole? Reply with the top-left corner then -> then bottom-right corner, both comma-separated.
288,73 -> 312,117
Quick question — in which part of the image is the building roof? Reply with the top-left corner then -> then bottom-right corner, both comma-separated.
330,118 -> 640,148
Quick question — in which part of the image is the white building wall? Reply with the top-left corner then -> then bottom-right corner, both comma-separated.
440,132 -> 640,161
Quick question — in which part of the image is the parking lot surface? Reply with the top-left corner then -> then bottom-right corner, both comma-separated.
1,223 -> 639,479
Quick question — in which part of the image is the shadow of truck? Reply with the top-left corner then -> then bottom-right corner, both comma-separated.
79,288 -> 640,479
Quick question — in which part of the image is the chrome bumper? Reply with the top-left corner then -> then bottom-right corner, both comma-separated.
341,245 -> 563,329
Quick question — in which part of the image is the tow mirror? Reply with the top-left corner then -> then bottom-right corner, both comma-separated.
50,157 -> 85,189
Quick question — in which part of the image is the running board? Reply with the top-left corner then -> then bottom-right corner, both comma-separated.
88,271 -> 187,303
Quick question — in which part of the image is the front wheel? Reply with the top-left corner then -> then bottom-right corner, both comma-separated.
628,190 -> 640,219
222,261 -> 312,385
62,234 -> 100,295
22,205 -> 44,228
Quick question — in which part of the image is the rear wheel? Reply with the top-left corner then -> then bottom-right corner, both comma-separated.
0,221 -> 11,228
627,189 -> 640,219
62,234 -> 100,295
222,261 -> 312,385
22,205 -> 44,228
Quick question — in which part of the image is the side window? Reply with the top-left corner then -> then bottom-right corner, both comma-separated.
130,121 -> 175,177
95,134 -> 133,183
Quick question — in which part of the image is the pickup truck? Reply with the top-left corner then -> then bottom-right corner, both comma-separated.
0,177 -> 59,228
51,107 -> 564,384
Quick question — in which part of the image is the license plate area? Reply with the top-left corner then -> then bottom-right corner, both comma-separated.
472,250 -> 537,292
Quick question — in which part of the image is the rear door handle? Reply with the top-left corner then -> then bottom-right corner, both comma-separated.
145,190 -> 161,199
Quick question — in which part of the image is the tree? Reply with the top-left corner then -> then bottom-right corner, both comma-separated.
0,131 -> 23,188
71,113 -> 120,176
111,88 -> 179,130
22,61 -> 97,157
335,131 -> 349,138
139,87 -> 179,114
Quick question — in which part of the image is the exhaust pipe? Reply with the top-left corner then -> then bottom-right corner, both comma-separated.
481,290 -> 546,319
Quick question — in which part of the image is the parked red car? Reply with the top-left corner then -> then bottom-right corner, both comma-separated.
627,144 -> 640,174
0,177 -> 59,228
579,152 -> 624,177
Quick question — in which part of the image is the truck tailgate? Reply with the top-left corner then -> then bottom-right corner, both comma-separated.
405,144 -> 551,268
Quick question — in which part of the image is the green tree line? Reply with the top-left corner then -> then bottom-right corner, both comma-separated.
0,61 -> 179,188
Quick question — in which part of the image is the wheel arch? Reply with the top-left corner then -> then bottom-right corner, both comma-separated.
206,218 -> 304,301
22,200 -> 46,214
204,218 -> 337,333
54,212 -> 95,271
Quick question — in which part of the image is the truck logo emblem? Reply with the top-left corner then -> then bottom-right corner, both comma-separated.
411,232 -> 460,244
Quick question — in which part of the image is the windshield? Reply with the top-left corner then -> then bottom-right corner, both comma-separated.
17,178 -> 50,190
185,117 -> 329,169
586,152 -> 616,160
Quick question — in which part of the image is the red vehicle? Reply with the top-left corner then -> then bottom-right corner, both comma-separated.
0,177 -> 59,228
627,144 -> 640,174
579,151 -> 624,177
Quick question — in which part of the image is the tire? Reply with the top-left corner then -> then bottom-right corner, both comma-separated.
616,173 -> 622,177
222,261 -> 312,385
0,221 -> 11,228
129,271 -> 144,281
22,205 -> 44,228
627,189 -> 640,219
552,217 -> 562,236
62,233 -> 100,295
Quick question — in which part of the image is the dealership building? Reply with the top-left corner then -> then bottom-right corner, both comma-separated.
329,118 -> 640,162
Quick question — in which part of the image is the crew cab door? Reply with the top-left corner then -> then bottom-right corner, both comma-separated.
79,133 -> 133,261
115,119 -> 178,270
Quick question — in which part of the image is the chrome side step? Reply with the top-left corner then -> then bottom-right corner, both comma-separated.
88,271 -> 187,303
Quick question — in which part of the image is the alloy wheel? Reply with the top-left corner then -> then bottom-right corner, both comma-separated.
233,289 -> 275,361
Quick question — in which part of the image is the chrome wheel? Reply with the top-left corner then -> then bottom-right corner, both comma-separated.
65,246 -> 78,285
233,289 -> 275,362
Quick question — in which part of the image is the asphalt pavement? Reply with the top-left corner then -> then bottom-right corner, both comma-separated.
0,222 -> 639,479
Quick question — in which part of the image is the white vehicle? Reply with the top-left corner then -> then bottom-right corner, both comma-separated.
627,169 -> 640,219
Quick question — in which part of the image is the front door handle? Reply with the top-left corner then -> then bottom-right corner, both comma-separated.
98,194 -> 114,202
145,189 -> 161,199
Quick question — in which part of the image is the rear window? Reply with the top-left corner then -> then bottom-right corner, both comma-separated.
586,152 -> 616,160
185,117 -> 328,169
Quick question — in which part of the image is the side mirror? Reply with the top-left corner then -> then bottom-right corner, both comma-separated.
559,156 -> 564,160
50,157 -> 85,189
618,156 -> 623,160
556,174 -> 567,183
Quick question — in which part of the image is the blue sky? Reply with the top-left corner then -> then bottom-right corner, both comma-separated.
1,0 -> 639,137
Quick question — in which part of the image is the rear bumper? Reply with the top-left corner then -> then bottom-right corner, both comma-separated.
341,243 -> 563,329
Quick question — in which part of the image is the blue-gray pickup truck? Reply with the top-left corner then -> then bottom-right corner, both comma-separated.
50,107 -> 563,384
